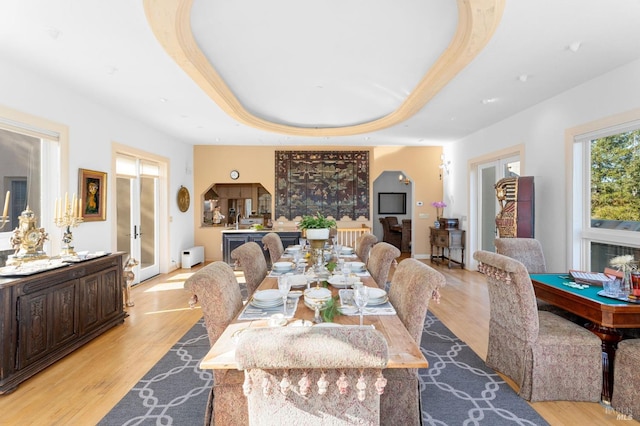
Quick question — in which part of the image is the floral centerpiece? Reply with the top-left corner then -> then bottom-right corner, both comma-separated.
431,201 -> 447,219
610,254 -> 636,295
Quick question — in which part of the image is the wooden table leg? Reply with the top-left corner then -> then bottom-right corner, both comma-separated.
586,323 -> 623,404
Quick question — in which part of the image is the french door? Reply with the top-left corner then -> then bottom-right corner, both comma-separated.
476,155 -> 520,252
116,155 -> 160,283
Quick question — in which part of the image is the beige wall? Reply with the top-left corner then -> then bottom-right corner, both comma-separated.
194,145 -> 443,261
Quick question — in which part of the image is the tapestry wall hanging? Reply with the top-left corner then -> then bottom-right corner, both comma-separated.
275,151 -> 369,220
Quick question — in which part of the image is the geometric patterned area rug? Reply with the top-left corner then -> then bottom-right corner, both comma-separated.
420,312 -> 549,425
100,313 -> 549,425
98,320 -> 212,426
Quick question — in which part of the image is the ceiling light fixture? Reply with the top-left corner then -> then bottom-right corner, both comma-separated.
482,97 -> 497,105
518,74 -> 529,82
568,41 -> 582,53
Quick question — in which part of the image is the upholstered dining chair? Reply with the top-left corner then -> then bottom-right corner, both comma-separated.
262,232 -> 284,266
235,326 -> 389,426
474,250 -> 602,402
494,238 -> 580,321
184,261 -> 247,425
611,339 -> 640,419
231,241 -> 268,298
379,217 -> 402,250
354,232 -> 377,264
368,242 -> 401,289
381,258 -> 447,426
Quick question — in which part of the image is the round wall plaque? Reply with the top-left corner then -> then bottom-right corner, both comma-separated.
177,186 -> 190,212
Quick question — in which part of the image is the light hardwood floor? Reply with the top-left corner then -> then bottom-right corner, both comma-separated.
0,261 -> 623,425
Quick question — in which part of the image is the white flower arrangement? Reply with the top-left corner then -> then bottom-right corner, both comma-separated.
609,254 -> 635,272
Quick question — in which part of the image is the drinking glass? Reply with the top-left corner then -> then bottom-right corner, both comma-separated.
354,285 -> 369,326
334,243 -> 343,258
277,275 -> 291,315
341,263 -> 351,284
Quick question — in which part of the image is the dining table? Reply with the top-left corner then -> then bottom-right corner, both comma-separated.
530,273 -> 640,403
200,263 -> 428,371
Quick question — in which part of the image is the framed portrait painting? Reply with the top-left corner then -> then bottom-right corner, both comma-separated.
79,168 -> 107,221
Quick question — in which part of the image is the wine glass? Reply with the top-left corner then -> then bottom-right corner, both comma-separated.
277,275 -> 291,315
340,260 -> 350,284
354,285 -> 369,326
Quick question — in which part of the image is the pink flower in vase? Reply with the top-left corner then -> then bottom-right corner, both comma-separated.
431,201 -> 447,219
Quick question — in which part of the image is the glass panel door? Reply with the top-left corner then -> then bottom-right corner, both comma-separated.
116,156 -> 159,283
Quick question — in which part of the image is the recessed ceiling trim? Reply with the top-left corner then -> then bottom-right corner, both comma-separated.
144,0 -> 505,137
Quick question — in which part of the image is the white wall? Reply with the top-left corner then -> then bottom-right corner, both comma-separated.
0,61 -> 194,271
445,58 -> 640,272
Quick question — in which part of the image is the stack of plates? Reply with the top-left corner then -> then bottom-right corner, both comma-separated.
327,275 -> 360,289
340,247 -> 354,255
272,261 -> 294,272
346,261 -> 366,272
287,274 -> 308,288
366,288 -> 388,306
285,245 -> 301,254
250,289 -> 284,308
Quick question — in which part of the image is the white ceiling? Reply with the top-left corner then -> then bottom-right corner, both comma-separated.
1,0 -> 640,146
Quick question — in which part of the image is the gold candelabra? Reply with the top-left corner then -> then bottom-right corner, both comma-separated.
54,193 -> 83,256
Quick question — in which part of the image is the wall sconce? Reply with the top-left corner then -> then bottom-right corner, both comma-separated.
439,155 -> 451,178
398,173 -> 410,185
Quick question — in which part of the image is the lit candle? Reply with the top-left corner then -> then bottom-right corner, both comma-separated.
2,191 -> 9,218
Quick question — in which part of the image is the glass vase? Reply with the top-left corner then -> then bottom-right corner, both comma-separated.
621,269 -> 632,297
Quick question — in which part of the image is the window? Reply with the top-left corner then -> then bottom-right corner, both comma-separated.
573,120 -> 640,271
0,115 -> 62,255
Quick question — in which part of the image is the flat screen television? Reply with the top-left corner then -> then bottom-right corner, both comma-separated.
378,192 -> 406,215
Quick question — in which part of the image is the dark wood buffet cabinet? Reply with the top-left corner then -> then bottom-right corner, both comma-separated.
0,253 -> 125,394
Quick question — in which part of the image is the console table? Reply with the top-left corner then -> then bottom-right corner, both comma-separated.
0,253 -> 125,394
430,227 -> 465,269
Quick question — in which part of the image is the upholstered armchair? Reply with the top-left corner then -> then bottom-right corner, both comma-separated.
382,258 -> 446,425
262,232 -> 284,266
474,250 -> 602,402
184,261 -> 247,425
355,233 -> 377,264
611,339 -> 640,419
379,217 -> 402,250
494,238 -> 581,322
368,242 -> 401,289
231,241 -> 268,298
235,327 -> 389,425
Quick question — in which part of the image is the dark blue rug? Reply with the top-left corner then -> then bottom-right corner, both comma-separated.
100,313 -> 548,425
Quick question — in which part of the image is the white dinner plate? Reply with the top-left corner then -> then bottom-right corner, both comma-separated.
340,247 -> 354,255
250,298 -> 283,308
346,261 -> 366,271
253,289 -> 282,303
327,275 -> 360,289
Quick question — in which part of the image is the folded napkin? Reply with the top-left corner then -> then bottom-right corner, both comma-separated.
339,301 -> 396,316
238,297 -> 300,320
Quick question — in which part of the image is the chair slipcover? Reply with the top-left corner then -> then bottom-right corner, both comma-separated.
474,250 -> 602,402
382,258 -> 446,426
262,232 -> 284,266
611,339 -> 640,419
494,238 -> 581,321
184,261 -> 247,425
368,242 -> 401,289
231,241 -> 268,297
235,327 -> 389,426
355,233 -> 377,265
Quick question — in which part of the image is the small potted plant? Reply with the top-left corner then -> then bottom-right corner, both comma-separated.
298,212 -> 336,240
